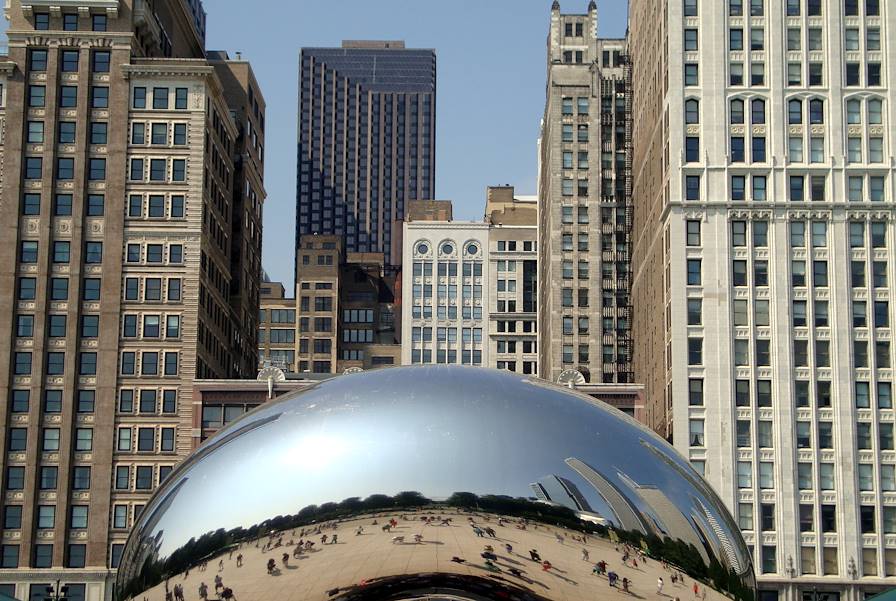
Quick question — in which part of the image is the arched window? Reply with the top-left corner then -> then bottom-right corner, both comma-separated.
685,99 -> 700,124
868,98 -> 883,125
788,99 -> 803,125
809,99 -> 824,124
730,98 -> 745,124
847,99 -> 862,124
751,99 -> 766,125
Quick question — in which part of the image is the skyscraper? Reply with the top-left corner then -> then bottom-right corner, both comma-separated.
630,0 -> 896,597
0,1 -> 265,597
537,2 -> 633,385
296,41 -> 436,277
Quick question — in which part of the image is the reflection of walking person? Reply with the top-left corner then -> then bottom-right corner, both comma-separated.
236,553 -> 243,567
657,577 -> 664,594
198,582 -> 208,601
218,559 -> 224,572
582,549 -> 590,561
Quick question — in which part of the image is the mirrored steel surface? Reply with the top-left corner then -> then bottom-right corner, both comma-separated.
116,366 -> 756,601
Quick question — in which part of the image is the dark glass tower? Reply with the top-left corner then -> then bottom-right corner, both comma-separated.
296,41 -> 436,278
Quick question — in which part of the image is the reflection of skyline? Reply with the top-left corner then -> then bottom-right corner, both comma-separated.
639,439 -> 751,577
530,475 -> 593,512
632,485 -> 710,564
565,457 -> 650,534
117,365 -> 752,599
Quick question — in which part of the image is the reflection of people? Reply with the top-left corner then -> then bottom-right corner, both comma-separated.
221,587 -> 235,600
266,558 -> 276,574
582,548 -> 590,561
236,553 -> 243,567
657,577 -> 664,594
529,549 -> 541,561
198,582 -> 208,601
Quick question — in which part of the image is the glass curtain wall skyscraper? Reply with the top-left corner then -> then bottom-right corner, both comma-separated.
296,41 -> 436,280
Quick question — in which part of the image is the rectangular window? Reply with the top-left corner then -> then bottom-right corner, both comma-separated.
153,87 -> 169,109
92,51 -> 110,73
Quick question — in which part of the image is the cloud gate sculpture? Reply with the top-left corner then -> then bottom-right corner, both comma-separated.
116,366 -> 756,601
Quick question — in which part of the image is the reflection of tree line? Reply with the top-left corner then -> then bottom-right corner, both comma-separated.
117,492 -> 753,601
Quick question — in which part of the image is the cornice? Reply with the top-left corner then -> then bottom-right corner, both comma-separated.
122,62 -> 215,80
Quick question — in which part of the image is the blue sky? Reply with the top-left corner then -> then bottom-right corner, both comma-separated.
207,0 -> 628,286
0,2 -> 627,287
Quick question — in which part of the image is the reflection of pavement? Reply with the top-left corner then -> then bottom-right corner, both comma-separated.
138,510 -> 727,601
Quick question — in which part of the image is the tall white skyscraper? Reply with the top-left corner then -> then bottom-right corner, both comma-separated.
630,0 -> 896,598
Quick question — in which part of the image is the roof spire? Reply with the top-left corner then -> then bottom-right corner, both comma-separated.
551,0 -> 560,11
588,0 -> 597,10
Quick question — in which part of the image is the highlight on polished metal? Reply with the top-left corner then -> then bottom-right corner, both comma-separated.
116,366 -> 756,601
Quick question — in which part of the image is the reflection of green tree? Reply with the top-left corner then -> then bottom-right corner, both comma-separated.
117,492 -> 753,601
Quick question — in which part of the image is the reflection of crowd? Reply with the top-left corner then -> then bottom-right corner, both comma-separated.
151,509 -> 716,601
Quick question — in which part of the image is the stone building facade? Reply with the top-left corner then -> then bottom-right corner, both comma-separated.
537,1 -> 633,386
0,2 -> 265,598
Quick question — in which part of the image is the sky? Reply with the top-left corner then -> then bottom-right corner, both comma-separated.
206,0 -> 628,287
0,1 -> 628,288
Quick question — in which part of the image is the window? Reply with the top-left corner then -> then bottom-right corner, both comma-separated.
731,176 -> 745,201
684,29 -> 698,51
689,419 -> 704,446
153,87 -> 169,109
90,121 -> 107,145
730,99 -> 745,125
136,466 -> 153,490
689,379 -> 704,406
687,299 -> 702,325
28,85 -> 45,107
685,137 -> 699,162
174,123 -> 187,145
66,544 -> 86,569
68,504 -> 89,530
686,220 -> 701,246
687,259 -> 701,285
60,50 -> 80,72
24,157 -> 42,180
91,50 -> 110,73
686,175 -> 700,200
57,157 -> 75,180
688,338 -> 703,366
685,64 -> 698,86
133,86 -> 147,109
175,88 -> 188,109
91,85 -> 109,108
60,85 -> 77,107
730,29 -> 744,51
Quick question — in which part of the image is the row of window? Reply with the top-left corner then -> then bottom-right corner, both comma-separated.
23,156 -> 106,181
683,0 -> 880,19
128,193 -> 186,219
115,426 -> 176,453
119,351 -> 179,376
28,49 -> 111,73
0,541 -> 89,569
19,240 -> 103,264
130,122 -> 188,146
7,427 -> 94,452
32,11 -> 108,31
27,84 -> 108,109
13,352 -> 97,376
21,192 -> 105,217
132,87 -> 189,111
684,173 -> 888,203
26,120 -> 111,145
124,276 -> 183,303
688,377 -> 893,410
410,349 -> 483,365
686,219 -> 888,249
128,157 -> 187,182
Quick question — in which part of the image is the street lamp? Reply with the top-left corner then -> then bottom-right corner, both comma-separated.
44,580 -> 68,601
